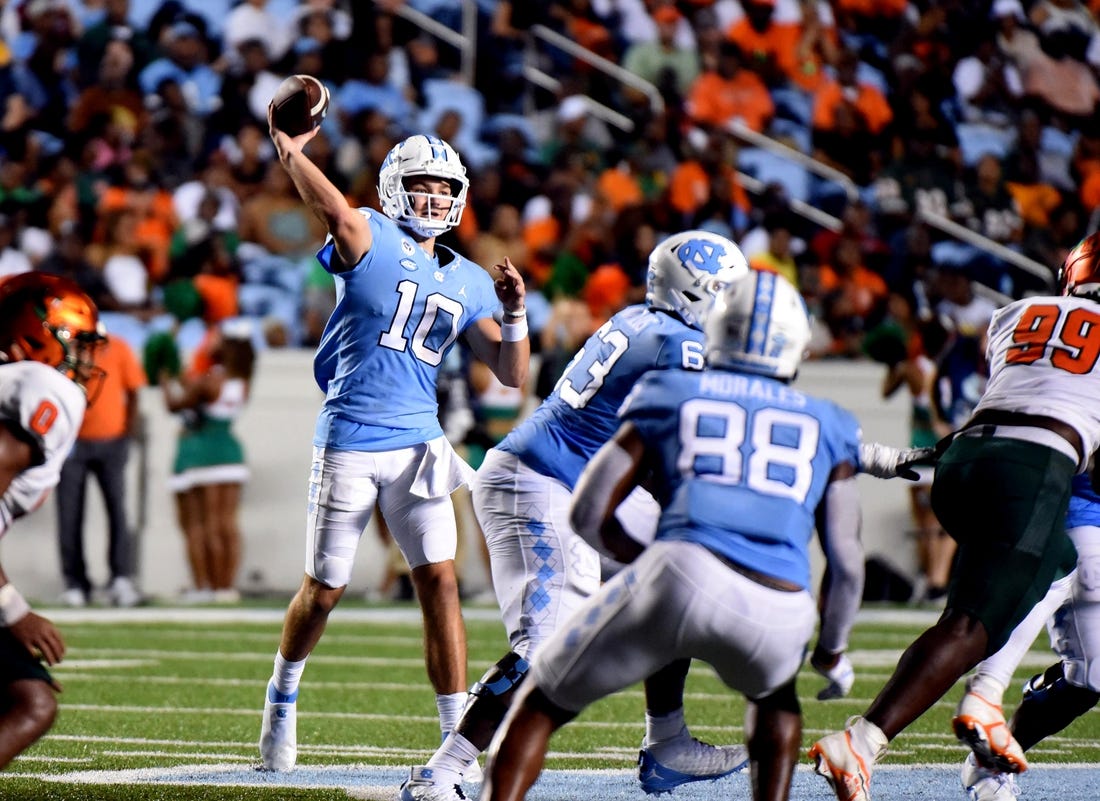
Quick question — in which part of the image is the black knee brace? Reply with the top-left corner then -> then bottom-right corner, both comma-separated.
1014,662 -> 1100,751
454,651 -> 532,748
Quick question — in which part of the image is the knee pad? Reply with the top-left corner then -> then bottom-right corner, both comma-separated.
306,557 -> 352,590
1077,553 -> 1100,603
470,651 -> 530,712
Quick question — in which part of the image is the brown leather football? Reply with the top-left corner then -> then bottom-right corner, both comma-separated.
270,74 -> 329,137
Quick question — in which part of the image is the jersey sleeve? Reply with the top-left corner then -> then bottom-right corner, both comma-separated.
0,363 -> 86,467
0,364 -> 86,537
316,209 -> 379,275
824,402 -> 863,469
619,370 -> 677,431
460,257 -> 500,328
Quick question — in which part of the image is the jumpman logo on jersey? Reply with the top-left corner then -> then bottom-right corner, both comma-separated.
676,238 -> 733,274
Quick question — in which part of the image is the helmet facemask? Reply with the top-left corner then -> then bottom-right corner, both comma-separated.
0,272 -> 106,398
378,135 -> 469,238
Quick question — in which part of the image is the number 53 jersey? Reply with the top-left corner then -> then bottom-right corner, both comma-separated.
619,368 -> 862,591
978,295 -> 1100,469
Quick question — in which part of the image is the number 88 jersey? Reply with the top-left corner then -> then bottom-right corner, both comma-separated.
977,294 -> 1100,468
619,367 -> 862,591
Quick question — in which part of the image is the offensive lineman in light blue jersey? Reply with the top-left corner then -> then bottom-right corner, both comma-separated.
258,115 -> 529,775
401,230 -> 752,801
482,271 -> 877,801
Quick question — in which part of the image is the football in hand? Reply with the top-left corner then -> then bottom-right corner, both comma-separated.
270,74 -> 329,137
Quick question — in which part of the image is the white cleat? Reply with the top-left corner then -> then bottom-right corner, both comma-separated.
961,753 -> 1021,800
259,681 -> 297,771
808,716 -> 888,801
399,766 -> 466,801
952,679 -> 1028,774
812,653 -> 856,700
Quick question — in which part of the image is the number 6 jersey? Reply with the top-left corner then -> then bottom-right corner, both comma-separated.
0,361 -> 86,536
977,295 -> 1100,469
619,367 -> 862,591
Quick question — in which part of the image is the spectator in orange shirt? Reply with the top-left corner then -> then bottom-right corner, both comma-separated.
56,334 -> 147,608
668,130 -> 751,229
97,157 -> 178,284
596,157 -> 644,214
583,262 -> 632,325
685,41 -> 774,133
812,49 -> 893,137
819,235 -> 889,356
724,0 -> 803,88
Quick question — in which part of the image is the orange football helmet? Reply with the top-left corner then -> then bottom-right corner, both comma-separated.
1059,232 -> 1100,299
0,272 -> 106,388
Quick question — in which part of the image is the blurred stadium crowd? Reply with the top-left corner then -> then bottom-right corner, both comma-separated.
2,0 -> 1100,372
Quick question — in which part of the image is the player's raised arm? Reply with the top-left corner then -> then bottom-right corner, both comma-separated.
267,103 -> 371,268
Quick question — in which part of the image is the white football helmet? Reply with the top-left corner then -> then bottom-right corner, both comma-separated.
705,269 -> 811,380
378,134 -> 469,238
646,230 -> 750,330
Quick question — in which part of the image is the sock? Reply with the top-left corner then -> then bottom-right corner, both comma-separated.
850,716 -> 889,756
437,691 -> 468,736
969,673 -> 1007,707
427,731 -> 481,776
645,708 -> 686,744
270,651 -> 307,701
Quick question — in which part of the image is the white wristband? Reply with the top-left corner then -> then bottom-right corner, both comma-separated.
0,583 -> 31,626
501,318 -> 528,342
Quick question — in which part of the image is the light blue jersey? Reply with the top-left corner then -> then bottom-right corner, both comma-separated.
620,368 -> 862,590
312,211 -> 499,451
498,305 -> 706,488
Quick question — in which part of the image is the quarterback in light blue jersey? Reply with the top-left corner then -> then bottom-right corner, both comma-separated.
403,230 -> 754,801
258,116 -> 529,777
481,271 -> 868,801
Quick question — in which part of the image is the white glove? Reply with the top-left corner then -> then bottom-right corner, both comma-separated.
859,442 -> 936,480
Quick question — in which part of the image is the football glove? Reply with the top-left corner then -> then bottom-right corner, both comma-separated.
859,441 -> 938,481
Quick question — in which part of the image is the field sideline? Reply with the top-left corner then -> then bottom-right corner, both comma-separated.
1,604 -> 1096,800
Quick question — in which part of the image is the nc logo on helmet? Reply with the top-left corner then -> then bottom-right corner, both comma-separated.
676,239 -> 732,275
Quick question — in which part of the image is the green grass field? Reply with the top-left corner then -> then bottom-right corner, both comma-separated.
1,603 -> 1097,800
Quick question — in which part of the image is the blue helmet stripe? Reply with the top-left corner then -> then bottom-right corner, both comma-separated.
424,135 -> 448,160
747,271 -> 776,357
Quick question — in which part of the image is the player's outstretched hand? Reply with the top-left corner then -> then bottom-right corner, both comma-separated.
860,441 -> 938,481
493,257 -> 526,313
894,446 -> 939,481
11,612 -> 65,681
